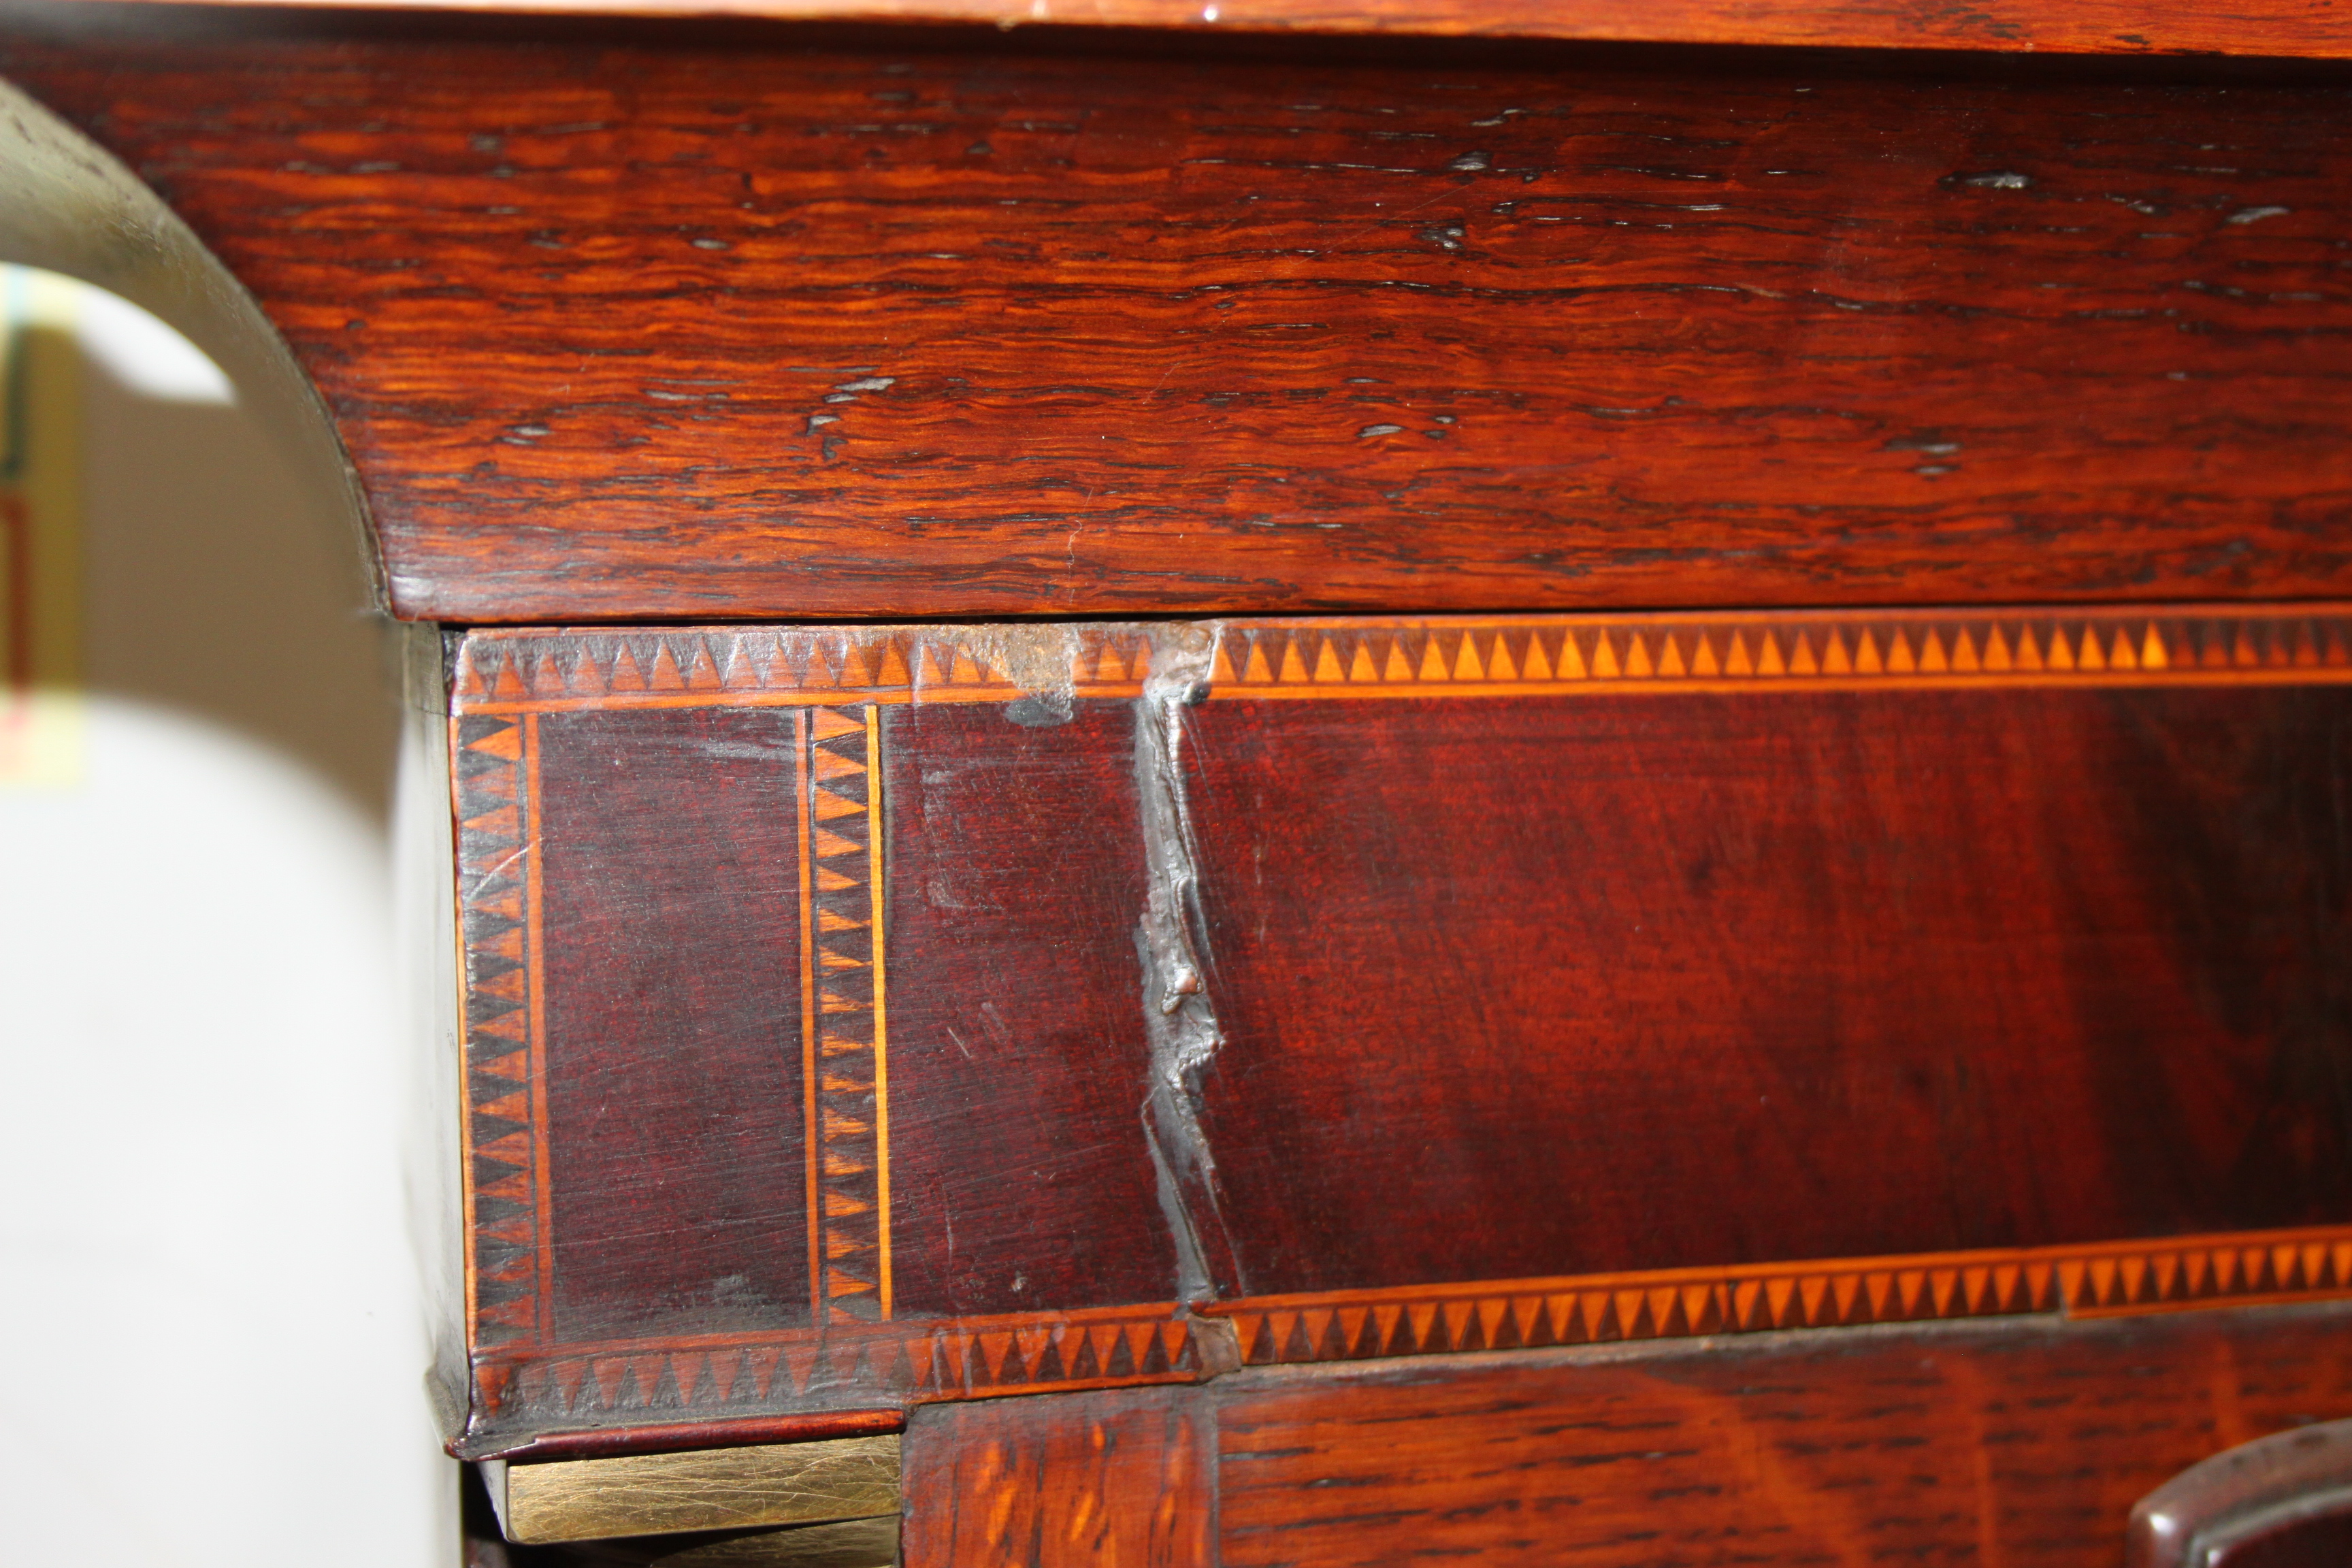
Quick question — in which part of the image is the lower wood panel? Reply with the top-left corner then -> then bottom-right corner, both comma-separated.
900,1388 -> 1215,1568
902,1305 -> 2352,1568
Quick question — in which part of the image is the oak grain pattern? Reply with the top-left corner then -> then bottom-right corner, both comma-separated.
501,1434 -> 901,1544
900,1386 -> 1214,1568
1213,1306 -> 2352,1568
88,0 -> 2352,59
5,29 -> 2352,619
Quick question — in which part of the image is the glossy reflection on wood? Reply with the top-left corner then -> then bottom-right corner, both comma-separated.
894,1305 -> 2352,1568
900,1388 -> 1213,1568
5,22 -> 2352,619
98,0 -> 2352,62
1186,685 -> 2352,1295
442,612 -> 2352,1455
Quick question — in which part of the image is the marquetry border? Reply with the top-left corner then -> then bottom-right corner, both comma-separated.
799,705 -> 892,1324
1206,604 -> 2352,699
455,698 -> 898,1364
452,606 -> 2352,1427
1196,1225 -> 2352,1367
451,606 -> 2352,719
468,1304 -> 1205,1435
452,625 -> 1158,713
454,712 -> 550,1351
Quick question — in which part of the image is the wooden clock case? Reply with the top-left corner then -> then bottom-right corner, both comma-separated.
5,2 -> 2352,1561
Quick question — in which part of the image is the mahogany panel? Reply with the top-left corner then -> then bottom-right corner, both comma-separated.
444,609 -> 2352,1455
1213,1305 -> 2352,1567
1183,684 -> 2352,1298
537,708 -> 811,1341
452,650 -> 1207,1456
6,24 -> 2352,620
101,0 -> 2352,61
879,699 -> 1177,1320
901,1386 -> 1215,1567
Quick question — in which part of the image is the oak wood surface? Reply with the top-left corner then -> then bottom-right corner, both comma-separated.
97,0 -> 2352,62
5,21 -> 2351,620
901,1387 -> 1215,1567
1211,1307 -> 2352,1567
896,1305 -> 2352,1568
494,1434 -> 901,1544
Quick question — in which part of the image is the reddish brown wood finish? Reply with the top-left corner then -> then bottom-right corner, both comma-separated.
902,1386 -> 1216,1567
6,22 -> 2352,620
538,708 -> 811,1342
881,701 -> 1175,1322
895,1305 -> 2352,1568
444,610 -> 2352,1455
1186,684 -> 2352,1296
1211,1307 -> 2352,1567
483,1408 -> 905,1464
107,0 -> 2352,62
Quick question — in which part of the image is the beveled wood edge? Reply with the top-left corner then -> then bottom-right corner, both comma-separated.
456,1226 -> 2352,1453
1196,1224 -> 2352,1369
459,1303 -> 1220,1455
451,605 -> 2352,716
476,1407 -> 906,1464
87,0 -> 2352,61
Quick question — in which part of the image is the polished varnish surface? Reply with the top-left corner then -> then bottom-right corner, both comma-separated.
443,608 -> 2352,1452
900,1305 -> 2352,1567
5,23 -> 2351,620
1186,685 -> 2352,1295
902,1386 -> 1215,1567
538,708 -> 812,1341
103,0 -> 2352,62
881,700 -> 1174,1321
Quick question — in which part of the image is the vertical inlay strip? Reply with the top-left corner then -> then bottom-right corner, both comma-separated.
451,715 -> 480,1351
523,710 -> 553,1344
866,706 -> 892,1320
796,706 -> 821,1322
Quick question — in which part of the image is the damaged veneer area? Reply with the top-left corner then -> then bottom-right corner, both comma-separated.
444,607 -> 2352,1456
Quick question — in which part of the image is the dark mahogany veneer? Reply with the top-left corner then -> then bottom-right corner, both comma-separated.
442,609 -> 2352,1462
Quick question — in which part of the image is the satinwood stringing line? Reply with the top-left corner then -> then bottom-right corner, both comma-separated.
866,706 -> 893,1322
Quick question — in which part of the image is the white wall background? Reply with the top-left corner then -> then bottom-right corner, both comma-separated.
0,271 -> 456,1563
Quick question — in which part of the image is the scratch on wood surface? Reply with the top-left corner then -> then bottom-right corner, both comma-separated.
1132,623 -> 1245,1308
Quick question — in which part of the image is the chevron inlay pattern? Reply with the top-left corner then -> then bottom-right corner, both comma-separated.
451,607 -> 2352,718
1201,1226 -> 2352,1367
469,1307 -> 1203,1429
453,626 -> 1158,713
800,706 -> 890,1324
455,713 -> 544,1350
1207,606 -> 2352,699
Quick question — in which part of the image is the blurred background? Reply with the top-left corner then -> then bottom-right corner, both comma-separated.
0,263 -> 457,1563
